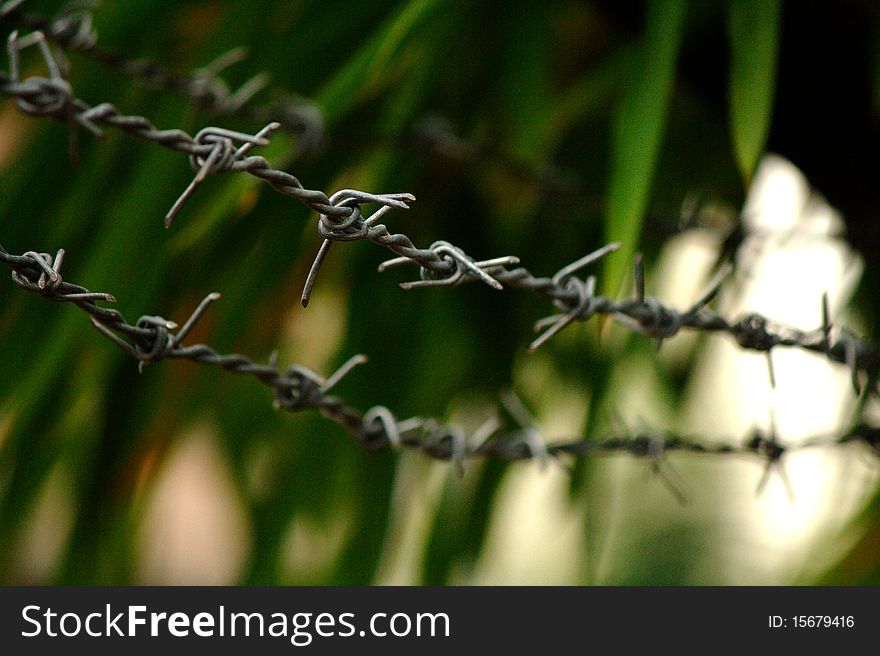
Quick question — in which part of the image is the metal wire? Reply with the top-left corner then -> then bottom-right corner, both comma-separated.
0,2 -> 602,205
0,1 -> 755,251
0,29 -> 387,218
2,18 -> 880,500
2,242 -> 879,501
0,0 -> 325,152
2,26 -> 878,385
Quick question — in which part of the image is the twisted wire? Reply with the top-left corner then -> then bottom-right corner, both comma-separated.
1,27 -> 877,388
2,241 -> 880,502
0,2 -> 594,202
0,29 -> 467,291
2,1 -> 751,253
0,26 -> 398,220
0,0 -> 324,148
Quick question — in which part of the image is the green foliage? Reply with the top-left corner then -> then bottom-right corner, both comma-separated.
602,0 -> 687,297
727,0 -> 781,184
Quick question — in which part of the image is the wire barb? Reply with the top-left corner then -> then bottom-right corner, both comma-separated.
301,190 -> 416,307
380,241 -> 519,291
165,122 -> 280,227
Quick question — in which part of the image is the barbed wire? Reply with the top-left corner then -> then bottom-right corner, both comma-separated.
2,241 -> 880,501
0,0 -> 326,152
0,28 -> 396,219
0,2 -> 604,200
1,26 -> 879,392
2,1 -> 763,261
3,12 -> 880,505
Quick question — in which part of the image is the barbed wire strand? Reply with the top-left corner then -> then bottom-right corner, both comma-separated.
3,242 -> 880,502
0,1 -> 602,203
3,0 -> 773,263
0,0 -> 326,151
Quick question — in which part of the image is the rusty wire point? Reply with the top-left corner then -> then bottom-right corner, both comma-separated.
320,353 -> 368,392
172,291 -> 221,346
363,405 -> 400,448
686,262 -> 732,315
470,414 -> 502,454
613,418 -> 691,504
633,253 -> 646,304
643,438 -> 690,506
822,292 -> 833,352
820,291 -> 864,395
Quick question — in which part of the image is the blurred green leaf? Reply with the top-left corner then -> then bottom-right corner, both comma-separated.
317,0 -> 443,124
602,0 -> 687,298
540,45 -> 637,157
727,0 -> 781,184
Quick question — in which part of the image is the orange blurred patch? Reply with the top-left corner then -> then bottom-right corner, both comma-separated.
0,104 -> 32,169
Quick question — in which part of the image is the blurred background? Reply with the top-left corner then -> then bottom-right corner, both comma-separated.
1,0 -> 880,585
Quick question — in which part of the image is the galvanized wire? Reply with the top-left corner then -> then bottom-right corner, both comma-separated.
2,241 -> 880,500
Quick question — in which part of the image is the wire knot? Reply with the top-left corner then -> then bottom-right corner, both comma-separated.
421,421 -> 468,474
274,366 -> 326,411
6,31 -> 74,117
14,74 -> 73,116
189,128 -> 245,175
301,191 -> 415,306
317,199 -> 367,242
133,315 -> 176,363
734,314 -> 781,351
273,354 -> 367,412
165,123 -> 279,227
413,240 -> 470,286
633,297 -> 682,338
528,243 -> 620,351
10,250 -> 64,292
89,292 -> 221,372
379,240 -> 518,292
559,276 -> 599,319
